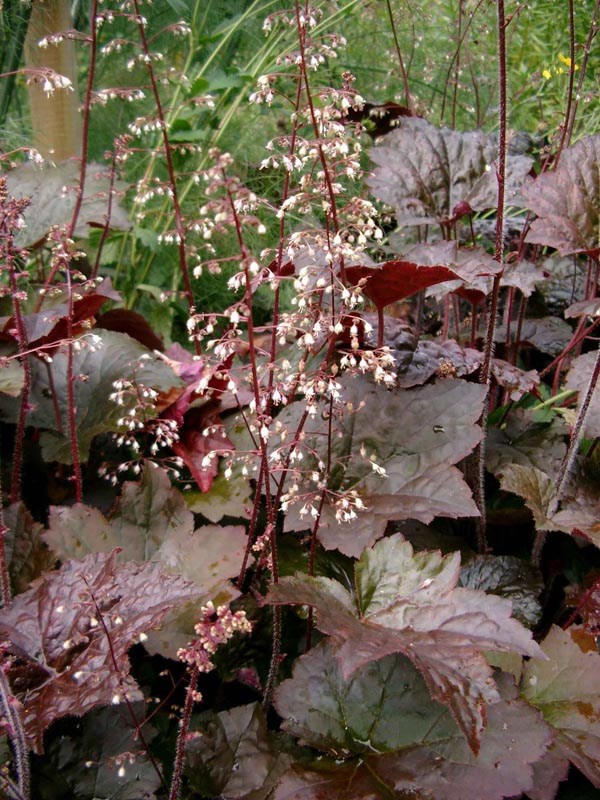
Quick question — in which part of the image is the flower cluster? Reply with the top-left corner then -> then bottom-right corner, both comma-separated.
177,602 -> 253,683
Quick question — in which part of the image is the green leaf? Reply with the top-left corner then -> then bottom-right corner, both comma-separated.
280,376 -> 486,557
499,464 -> 558,530
185,464 -> 251,523
133,225 -> 160,251
275,640 -> 455,754
169,127 -> 207,142
185,703 -> 290,799
499,463 -> 600,546
265,533 -> 544,752
521,625 -> 600,792
45,464 -> 193,562
274,641 -> 550,800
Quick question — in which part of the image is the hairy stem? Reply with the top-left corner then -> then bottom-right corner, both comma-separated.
474,0 -> 508,552
0,667 -> 29,800
168,664 -> 199,800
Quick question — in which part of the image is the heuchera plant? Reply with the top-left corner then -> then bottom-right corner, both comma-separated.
1,1 -> 600,799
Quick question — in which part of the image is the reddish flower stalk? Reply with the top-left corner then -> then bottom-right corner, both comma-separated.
474,0 -> 508,552
131,0 -> 200,354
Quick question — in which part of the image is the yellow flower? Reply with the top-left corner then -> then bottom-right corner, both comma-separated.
542,69 -> 552,80
558,52 -> 579,70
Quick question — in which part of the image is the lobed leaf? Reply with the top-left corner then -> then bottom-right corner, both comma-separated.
495,317 -> 573,357
35,704 -> 160,800
500,463 -> 600,546
486,409 -> 568,479
5,160 -> 131,248
565,352 -> 600,439
281,376 -> 486,557
396,338 -> 482,388
368,118 -> 532,227
0,330 -> 182,464
45,465 -> 248,657
185,703 -> 290,799
265,533 -> 544,752
274,640 -> 550,800
523,135 -> 600,256
4,501 -> 55,594
521,625 -> 600,792
344,259 -> 461,310
460,555 -> 543,628
0,550 -> 200,752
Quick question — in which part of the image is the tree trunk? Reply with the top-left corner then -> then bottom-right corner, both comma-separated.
24,0 -> 82,160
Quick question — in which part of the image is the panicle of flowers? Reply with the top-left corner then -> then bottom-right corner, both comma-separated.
91,87 -> 146,106
103,359 -> 189,481
46,227 -> 84,276
340,347 -> 397,386
333,489 -> 367,523
0,178 -> 30,248
25,67 -> 74,97
128,115 -> 165,136
177,601 -> 253,678
252,524 -> 274,571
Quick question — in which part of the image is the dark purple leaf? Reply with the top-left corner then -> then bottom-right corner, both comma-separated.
396,338 -> 482,388
368,118 -> 532,226
0,550 -> 200,752
491,359 -> 540,401
95,308 -> 164,351
404,241 -> 501,304
2,278 -> 121,349
523,135 -> 600,256
496,316 -> 573,356
344,259 -> 461,310
565,352 -> 600,439
44,466 -> 248,658
564,298 -> 600,319
501,259 -> 545,298
280,377 -> 486,556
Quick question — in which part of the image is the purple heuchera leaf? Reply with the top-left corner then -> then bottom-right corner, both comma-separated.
273,641 -> 550,800
265,533 -> 544,754
0,550 -> 200,752
523,134 -> 600,256
368,118 -> 532,226
281,377 -> 486,557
